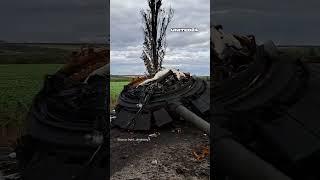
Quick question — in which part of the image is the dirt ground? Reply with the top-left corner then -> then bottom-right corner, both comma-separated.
110,121 -> 210,180
0,121 -> 210,180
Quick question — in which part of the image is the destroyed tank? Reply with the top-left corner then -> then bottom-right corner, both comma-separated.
212,26 -> 320,179
112,68 -> 210,133
13,48 -> 109,180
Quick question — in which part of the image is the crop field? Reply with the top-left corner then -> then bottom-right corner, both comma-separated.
0,63 -> 130,126
110,81 -> 129,109
2,43 -> 318,127
0,64 -> 130,125
0,43 -> 108,126
0,64 -> 62,126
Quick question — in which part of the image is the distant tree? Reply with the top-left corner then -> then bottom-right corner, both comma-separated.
141,0 -> 174,76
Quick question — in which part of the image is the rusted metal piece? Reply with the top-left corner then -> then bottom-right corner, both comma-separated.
67,47 -> 109,81
192,145 -> 209,161
127,76 -> 148,87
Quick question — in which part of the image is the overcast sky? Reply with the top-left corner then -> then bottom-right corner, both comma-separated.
212,0 -> 320,45
110,0 -> 210,75
2,0 -> 317,73
0,0 -> 108,43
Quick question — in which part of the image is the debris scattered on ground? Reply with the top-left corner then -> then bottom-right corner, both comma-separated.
151,160 -> 158,165
172,128 -> 182,134
148,132 -> 160,138
110,122 -> 209,180
192,145 -> 209,161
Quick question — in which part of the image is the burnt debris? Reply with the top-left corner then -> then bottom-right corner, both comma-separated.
212,26 -> 320,179
112,69 -> 210,131
9,48 -> 109,180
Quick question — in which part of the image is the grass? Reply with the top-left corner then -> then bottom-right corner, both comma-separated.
0,64 -> 62,126
110,81 -> 129,109
0,43 -> 107,128
0,63 -> 130,126
2,43 -> 318,127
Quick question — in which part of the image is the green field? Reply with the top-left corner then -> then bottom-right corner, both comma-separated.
0,64 -> 62,126
2,43 -> 318,127
110,81 -> 129,108
0,43 -> 108,126
0,64 -> 129,125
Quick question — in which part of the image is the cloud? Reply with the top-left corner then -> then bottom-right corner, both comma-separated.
212,0 -> 320,45
110,0 -> 210,75
0,0 -> 109,43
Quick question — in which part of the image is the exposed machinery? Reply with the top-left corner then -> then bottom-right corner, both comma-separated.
112,68 -> 210,133
12,48 -> 109,180
212,25 -> 320,179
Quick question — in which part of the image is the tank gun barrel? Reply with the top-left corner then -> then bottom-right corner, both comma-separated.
214,126 -> 292,180
169,102 -> 210,135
